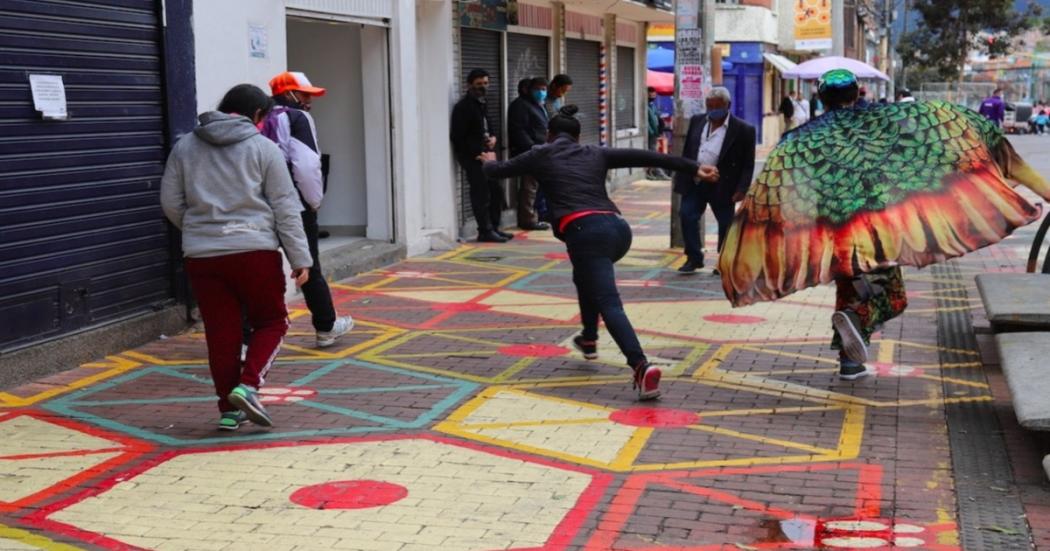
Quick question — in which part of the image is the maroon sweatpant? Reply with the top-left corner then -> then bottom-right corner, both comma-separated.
185,250 -> 289,413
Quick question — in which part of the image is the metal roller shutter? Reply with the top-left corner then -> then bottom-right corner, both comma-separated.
615,46 -> 636,130
566,39 -> 601,144
458,27 -> 503,227
0,0 -> 172,349
507,33 -> 549,101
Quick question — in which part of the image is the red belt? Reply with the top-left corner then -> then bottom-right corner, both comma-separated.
557,210 -> 618,233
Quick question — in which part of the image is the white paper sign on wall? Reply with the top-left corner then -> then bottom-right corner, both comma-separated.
29,74 -> 68,120
249,24 -> 268,59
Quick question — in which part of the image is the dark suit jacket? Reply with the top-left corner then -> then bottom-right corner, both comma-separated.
673,114 -> 756,203
507,94 -> 548,156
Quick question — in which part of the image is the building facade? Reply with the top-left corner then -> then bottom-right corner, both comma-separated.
0,0 -> 671,358
452,1 -> 671,235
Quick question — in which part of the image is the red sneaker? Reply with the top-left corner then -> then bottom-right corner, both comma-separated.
632,361 -> 661,400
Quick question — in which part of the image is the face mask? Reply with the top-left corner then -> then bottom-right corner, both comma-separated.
532,90 -> 547,103
707,108 -> 728,121
472,85 -> 488,98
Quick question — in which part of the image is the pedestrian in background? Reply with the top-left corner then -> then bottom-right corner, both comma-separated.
647,86 -> 669,179
778,92 -> 795,130
160,84 -> 312,431
507,77 -> 552,231
545,74 -> 574,119
790,91 -> 810,128
263,71 -> 354,349
674,86 -> 756,275
451,68 -> 511,242
979,88 -> 1006,127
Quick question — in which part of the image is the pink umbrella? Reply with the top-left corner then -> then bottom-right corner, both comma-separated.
647,70 -> 674,95
782,56 -> 890,81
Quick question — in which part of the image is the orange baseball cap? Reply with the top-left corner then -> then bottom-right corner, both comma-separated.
269,71 -> 326,97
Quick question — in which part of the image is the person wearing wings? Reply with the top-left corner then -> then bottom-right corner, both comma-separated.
479,105 -> 716,400
719,69 -> 1050,380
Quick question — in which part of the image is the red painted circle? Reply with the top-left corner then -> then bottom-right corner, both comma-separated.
430,302 -> 491,312
703,314 -> 767,324
290,480 -> 408,510
497,344 -> 570,357
544,252 -> 570,260
609,407 -> 701,428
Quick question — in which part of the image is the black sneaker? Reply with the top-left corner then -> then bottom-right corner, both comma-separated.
477,231 -> 508,243
572,335 -> 598,360
831,310 -> 868,364
677,259 -> 703,274
838,359 -> 870,381
496,229 -> 515,240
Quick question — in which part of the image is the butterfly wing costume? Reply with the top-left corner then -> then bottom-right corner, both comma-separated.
719,99 -> 1050,307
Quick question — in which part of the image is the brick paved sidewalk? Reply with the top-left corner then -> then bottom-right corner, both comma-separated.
1,168 -> 1048,550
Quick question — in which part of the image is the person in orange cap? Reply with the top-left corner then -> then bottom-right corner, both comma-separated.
259,71 -> 353,348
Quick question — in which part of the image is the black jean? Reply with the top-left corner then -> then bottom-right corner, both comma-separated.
562,213 -> 646,367
680,186 -> 735,264
461,158 -> 504,232
299,209 -> 336,332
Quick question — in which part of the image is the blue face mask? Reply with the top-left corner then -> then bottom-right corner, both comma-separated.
707,108 -> 728,121
532,89 -> 548,103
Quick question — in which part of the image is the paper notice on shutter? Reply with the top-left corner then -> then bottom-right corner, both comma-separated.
29,74 -> 68,120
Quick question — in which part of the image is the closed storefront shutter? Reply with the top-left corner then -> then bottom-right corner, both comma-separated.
0,0 -> 172,349
615,46 -> 636,130
507,33 -> 549,100
566,39 -> 601,144
458,27 -> 503,227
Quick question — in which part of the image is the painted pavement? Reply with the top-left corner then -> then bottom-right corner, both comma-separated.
0,176 -> 1044,550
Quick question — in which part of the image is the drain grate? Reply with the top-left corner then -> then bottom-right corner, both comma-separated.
933,262 -> 1032,550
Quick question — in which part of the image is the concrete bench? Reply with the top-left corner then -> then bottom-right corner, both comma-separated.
994,332 -> 1050,481
975,273 -> 1050,331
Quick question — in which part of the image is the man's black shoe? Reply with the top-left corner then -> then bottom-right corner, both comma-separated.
496,229 -> 515,240
677,259 -> 703,274
477,231 -> 508,243
838,359 -> 870,381
521,222 -> 551,231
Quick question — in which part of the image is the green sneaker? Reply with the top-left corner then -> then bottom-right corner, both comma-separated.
218,411 -> 248,431
227,384 -> 274,427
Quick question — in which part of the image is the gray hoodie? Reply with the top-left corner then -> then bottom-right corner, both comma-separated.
160,112 -> 312,269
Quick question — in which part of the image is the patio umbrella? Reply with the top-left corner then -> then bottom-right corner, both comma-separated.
782,56 -> 890,81
646,70 -> 674,95
646,43 -> 674,73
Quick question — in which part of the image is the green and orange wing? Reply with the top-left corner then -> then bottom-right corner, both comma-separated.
719,100 -> 1050,307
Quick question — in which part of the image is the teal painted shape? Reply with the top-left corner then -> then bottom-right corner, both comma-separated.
44,360 -> 478,446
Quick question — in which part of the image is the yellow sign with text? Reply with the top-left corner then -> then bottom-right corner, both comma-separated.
794,0 -> 832,51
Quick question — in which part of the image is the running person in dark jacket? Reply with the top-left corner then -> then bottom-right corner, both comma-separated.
479,106 -> 716,400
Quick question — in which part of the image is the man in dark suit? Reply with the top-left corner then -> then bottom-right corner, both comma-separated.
451,68 -> 510,243
507,77 -> 552,231
673,86 -> 756,273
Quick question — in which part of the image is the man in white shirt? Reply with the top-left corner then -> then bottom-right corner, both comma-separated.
790,91 -> 810,128
672,86 -> 757,274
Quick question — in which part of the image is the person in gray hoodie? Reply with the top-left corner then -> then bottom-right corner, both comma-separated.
161,84 -> 312,431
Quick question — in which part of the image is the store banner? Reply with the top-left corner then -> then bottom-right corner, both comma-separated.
794,0 -> 832,51
460,0 -> 508,31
